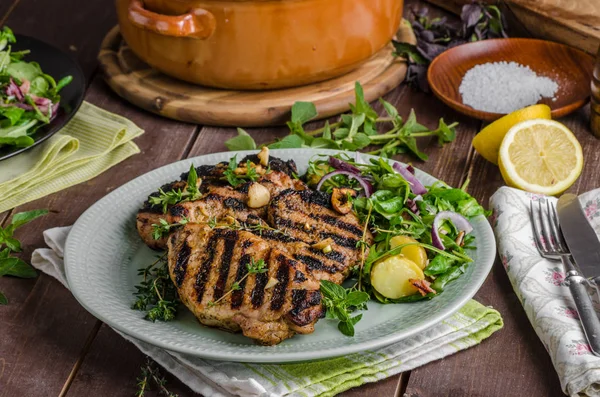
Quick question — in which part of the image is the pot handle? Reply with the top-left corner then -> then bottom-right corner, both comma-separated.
128,0 -> 216,39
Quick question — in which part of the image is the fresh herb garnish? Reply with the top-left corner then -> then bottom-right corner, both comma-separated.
136,357 -> 179,397
320,280 -> 370,337
0,209 -> 48,304
151,217 -> 189,240
0,26 -> 73,148
222,156 -> 260,187
132,253 -> 179,322
148,164 -> 202,213
206,258 -> 268,307
394,3 -> 507,91
225,82 -> 457,161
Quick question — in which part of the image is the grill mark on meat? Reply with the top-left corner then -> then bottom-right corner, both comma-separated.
313,214 -> 363,237
251,271 -> 269,308
223,197 -> 246,211
231,253 -> 251,309
213,230 -> 238,300
319,232 -> 359,249
195,234 -> 219,303
270,254 -> 291,311
241,240 -> 253,249
288,290 -> 322,326
294,270 -> 307,282
169,204 -> 189,218
294,254 -> 338,274
308,247 -> 346,264
272,217 -> 360,251
173,240 -> 191,287
253,229 -> 299,243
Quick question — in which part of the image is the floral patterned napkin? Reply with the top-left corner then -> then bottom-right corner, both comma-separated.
490,187 -> 600,397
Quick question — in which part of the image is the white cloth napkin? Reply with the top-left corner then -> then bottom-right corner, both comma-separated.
32,226 -> 502,397
490,186 -> 600,397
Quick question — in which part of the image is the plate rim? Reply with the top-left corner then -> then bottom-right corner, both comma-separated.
0,34 -> 86,161
65,149 -> 496,363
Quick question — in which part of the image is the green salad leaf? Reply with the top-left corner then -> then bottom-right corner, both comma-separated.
0,25 -> 73,149
225,82 -> 458,162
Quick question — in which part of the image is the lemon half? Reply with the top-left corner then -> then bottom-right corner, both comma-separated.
473,104 -> 551,164
498,119 -> 583,195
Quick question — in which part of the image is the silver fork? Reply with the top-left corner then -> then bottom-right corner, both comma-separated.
530,199 -> 600,356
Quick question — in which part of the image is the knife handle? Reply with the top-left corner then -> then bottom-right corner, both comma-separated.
566,268 -> 600,357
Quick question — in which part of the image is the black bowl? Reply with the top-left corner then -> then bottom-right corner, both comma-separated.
0,34 -> 85,161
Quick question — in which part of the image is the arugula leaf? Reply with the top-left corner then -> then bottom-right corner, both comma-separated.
424,254 -> 455,277
225,128 -> 257,151
0,106 -> 25,125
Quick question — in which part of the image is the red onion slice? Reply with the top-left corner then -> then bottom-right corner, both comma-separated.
432,211 -> 473,250
316,170 -> 373,197
392,163 -> 427,195
328,156 -> 361,174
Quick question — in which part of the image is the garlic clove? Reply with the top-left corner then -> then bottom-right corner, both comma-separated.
257,147 -> 269,167
247,182 -> 271,208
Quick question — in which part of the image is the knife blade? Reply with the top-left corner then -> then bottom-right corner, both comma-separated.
557,193 -> 600,279
557,193 -> 600,356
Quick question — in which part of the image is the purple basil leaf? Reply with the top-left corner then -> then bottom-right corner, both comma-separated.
461,4 -> 482,29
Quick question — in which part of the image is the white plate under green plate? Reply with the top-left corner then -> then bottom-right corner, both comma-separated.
65,149 -> 496,363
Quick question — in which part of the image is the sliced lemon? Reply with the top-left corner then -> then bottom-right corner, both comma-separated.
498,119 -> 583,195
473,104 -> 551,164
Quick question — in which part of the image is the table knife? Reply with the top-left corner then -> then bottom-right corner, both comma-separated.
557,193 -> 600,356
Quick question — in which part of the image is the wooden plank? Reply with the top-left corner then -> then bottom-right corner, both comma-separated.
3,0 -> 117,79
0,75 -> 199,397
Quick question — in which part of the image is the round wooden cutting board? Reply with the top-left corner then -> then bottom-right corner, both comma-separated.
98,21 -> 415,127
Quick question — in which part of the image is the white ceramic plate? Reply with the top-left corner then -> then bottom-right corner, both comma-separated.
65,149 -> 496,363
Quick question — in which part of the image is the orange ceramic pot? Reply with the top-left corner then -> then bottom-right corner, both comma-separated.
116,0 -> 403,90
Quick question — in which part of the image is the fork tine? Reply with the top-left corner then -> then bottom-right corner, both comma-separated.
530,201 -> 545,253
545,200 -> 564,253
550,204 -> 569,252
538,200 -> 555,252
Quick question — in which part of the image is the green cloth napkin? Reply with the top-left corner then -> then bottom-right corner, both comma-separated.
0,102 -> 143,213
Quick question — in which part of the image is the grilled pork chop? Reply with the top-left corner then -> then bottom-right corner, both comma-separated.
168,224 -> 323,345
137,156 -> 306,249
268,189 -> 374,280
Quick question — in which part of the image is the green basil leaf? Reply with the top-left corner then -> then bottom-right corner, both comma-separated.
349,82 -> 378,121
338,320 -> 355,336
322,121 -> 332,140
392,41 -> 429,65
10,209 -> 49,229
3,236 -> 21,252
379,98 -> 399,119
0,257 -> 37,278
436,119 -> 456,145
310,137 -> 339,149
290,101 -> 317,124
225,128 -> 257,151
320,279 -> 347,300
346,291 -> 370,307
351,133 -> 371,149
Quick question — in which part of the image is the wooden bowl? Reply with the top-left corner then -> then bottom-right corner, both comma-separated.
427,38 -> 595,121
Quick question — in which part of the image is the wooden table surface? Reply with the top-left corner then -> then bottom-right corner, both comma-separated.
1,1 -> 598,396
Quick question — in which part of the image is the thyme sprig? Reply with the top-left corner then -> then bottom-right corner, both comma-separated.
206,258 -> 268,307
136,357 -> 179,397
223,156 -> 260,187
131,252 -> 179,322
151,217 -> 189,240
149,164 -> 202,213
